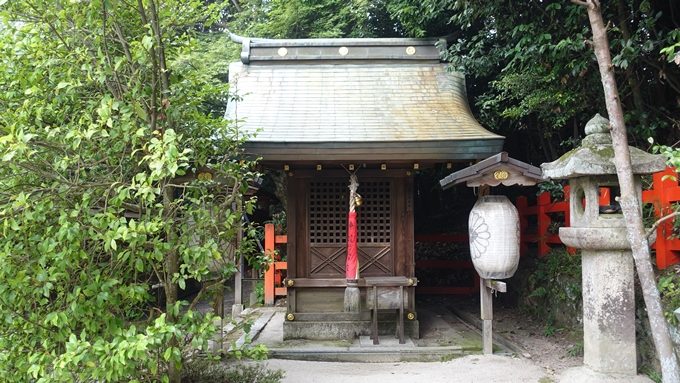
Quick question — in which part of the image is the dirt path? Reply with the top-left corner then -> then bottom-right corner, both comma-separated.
260,355 -> 552,383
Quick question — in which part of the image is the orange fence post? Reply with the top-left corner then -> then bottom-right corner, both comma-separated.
643,167 -> 680,269
537,192 -> 551,257
263,223 -> 275,306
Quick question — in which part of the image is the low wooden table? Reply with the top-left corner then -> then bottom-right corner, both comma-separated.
364,276 -> 416,345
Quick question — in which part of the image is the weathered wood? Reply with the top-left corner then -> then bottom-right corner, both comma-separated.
289,312 -> 365,321
480,278 -> 493,355
480,278 -> 493,321
365,276 -> 409,344
483,319 -> 493,355
290,169 -> 410,179
405,176 -> 416,313
296,288 -> 345,312
287,176 -> 298,315
290,278 -> 350,288
365,287 -> 409,309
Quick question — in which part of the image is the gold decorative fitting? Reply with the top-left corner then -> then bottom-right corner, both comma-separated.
286,313 -> 295,321
283,164 -> 290,171
348,164 -> 355,171
338,46 -> 349,56
407,312 -> 416,320
380,164 -> 387,171
277,47 -> 288,57
446,162 -> 453,169
413,163 -> 419,170
493,170 -> 510,180
406,171 -> 411,176
354,194 -> 363,207
405,46 -> 416,55
286,279 -> 295,287
407,278 -> 415,286
316,164 -> 322,171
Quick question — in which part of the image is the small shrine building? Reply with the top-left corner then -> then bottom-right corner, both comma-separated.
226,35 -> 504,339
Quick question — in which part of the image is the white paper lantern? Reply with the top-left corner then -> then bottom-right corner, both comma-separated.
468,195 -> 520,279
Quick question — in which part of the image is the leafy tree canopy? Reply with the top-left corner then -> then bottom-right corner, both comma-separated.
0,1 -> 257,381
225,0 -> 680,163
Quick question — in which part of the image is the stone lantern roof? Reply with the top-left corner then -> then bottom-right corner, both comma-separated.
541,114 -> 666,179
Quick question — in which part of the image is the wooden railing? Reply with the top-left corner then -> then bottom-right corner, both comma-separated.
642,167 -> 680,269
516,185 -> 611,257
517,167 -> 680,269
263,223 -> 287,306
414,233 -> 479,295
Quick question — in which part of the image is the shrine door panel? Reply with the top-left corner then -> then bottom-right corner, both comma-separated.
308,179 -> 393,278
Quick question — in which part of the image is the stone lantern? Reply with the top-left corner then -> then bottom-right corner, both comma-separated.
541,114 -> 666,382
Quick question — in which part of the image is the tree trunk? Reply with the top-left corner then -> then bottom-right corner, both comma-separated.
580,1 -> 680,382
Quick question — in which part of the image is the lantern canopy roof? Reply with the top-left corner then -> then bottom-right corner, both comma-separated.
225,34 -> 504,163
541,114 -> 666,180
439,151 -> 542,189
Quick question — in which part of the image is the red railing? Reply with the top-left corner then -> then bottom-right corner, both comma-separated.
642,167 -> 680,269
414,233 -> 479,295
263,223 -> 287,306
516,185 -> 610,257
517,167 -> 680,269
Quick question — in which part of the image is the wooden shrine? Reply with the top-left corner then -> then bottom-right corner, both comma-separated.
226,34 -> 505,340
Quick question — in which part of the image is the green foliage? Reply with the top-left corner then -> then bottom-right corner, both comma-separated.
650,137 -> 680,169
537,180 -> 565,201
182,359 -> 284,383
567,341 -> 584,357
0,1 -> 258,381
657,268 -> 680,325
225,1 -> 680,164
227,0 -> 406,39
523,249 -> 582,328
388,0 -> 680,162
255,281 -> 265,305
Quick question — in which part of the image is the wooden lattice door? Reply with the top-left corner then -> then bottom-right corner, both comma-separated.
307,179 -> 393,278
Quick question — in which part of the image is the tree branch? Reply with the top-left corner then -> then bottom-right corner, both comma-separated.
646,212 -> 680,239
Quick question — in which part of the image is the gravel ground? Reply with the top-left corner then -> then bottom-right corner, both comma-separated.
260,355 -> 552,383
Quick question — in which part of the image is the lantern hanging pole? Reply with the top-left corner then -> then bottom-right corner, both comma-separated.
344,173 -> 360,312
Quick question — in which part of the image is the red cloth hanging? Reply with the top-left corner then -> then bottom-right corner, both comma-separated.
346,211 -> 358,280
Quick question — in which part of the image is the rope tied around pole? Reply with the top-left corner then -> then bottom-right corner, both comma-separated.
344,173 -> 360,312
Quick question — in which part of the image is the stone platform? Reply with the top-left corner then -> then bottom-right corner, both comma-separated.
248,301 -> 511,363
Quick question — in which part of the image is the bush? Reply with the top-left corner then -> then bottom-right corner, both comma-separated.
521,248 -> 582,329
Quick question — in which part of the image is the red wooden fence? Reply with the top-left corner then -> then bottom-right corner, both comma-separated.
518,167 -> 680,269
642,167 -> 680,269
414,233 -> 479,295
263,223 -> 287,305
516,185 -> 610,257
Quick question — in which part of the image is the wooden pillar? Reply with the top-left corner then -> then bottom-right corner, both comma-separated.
537,192 -> 551,257
480,278 -> 493,355
480,278 -> 507,355
264,223 -> 275,306
232,199 -> 244,318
